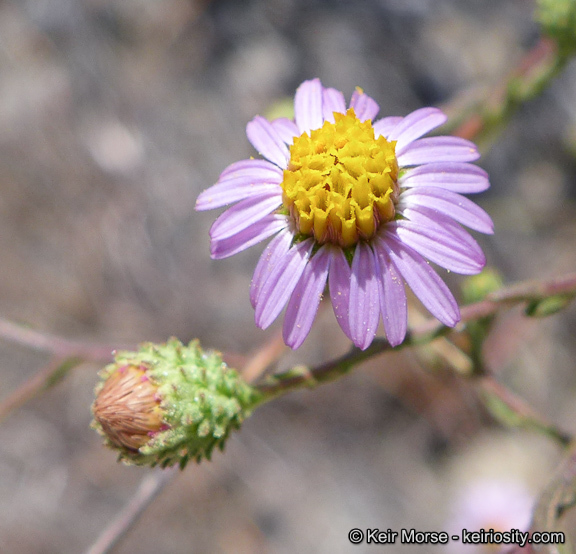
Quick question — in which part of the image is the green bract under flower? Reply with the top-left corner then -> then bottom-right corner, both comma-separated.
91,338 -> 261,468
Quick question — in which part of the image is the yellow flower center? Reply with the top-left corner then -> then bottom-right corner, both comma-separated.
281,108 -> 399,248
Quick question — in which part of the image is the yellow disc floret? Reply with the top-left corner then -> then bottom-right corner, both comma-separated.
281,108 -> 399,248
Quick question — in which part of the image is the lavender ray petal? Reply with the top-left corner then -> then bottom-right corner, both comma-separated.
210,192 -> 283,241
246,116 -> 290,168
399,162 -> 490,193
196,181 -> 282,211
210,215 -> 287,260
349,89 -> 380,122
254,238 -> 315,329
328,246 -> 354,341
322,87 -> 347,123
398,137 -> 480,166
384,234 -> 460,326
372,237 -> 407,347
219,159 -> 284,180
216,166 -> 282,187
400,186 -> 494,234
349,242 -> 380,350
373,116 -> 403,139
388,108 -> 448,154
283,246 -> 332,349
294,79 -> 323,135
396,204 -> 484,252
250,228 -> 293,308
388,220 -> 486,274
271,118 -> 300,145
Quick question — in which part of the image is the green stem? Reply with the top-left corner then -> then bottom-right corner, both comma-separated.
254,338 -> 391,401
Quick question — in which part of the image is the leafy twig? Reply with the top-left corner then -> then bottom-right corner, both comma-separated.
256,273 -> 576,440
448,36 -> 565,147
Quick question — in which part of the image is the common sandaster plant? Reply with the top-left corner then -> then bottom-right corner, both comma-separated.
196,79 -> 493,349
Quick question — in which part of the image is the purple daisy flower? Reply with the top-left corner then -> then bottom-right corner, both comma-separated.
196,79 -> 493,350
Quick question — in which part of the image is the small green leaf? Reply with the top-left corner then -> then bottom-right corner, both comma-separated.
525,294 -> 574,318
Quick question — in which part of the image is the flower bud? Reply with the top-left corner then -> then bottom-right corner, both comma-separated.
92,364 -> 164,452
91,338 -> 261,468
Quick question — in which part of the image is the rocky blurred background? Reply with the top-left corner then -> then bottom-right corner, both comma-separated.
0,0 -> 575,552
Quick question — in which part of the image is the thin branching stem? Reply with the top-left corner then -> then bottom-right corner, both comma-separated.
255,272 -> 576,400
0,316 -> 127,360
85,467 -> 179,554
0,318 -> 134,422
253,272 -> 576,448
449,36 -> 566,147
0,356 -> 83,423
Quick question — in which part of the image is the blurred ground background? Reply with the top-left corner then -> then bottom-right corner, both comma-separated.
0,0 -> 576,552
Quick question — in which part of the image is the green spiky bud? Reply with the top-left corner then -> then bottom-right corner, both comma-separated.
91,338 -> 261,468
536,0 -> 576,56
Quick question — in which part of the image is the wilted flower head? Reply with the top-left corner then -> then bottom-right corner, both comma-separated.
196,79 -> 493,350
92,338 -> 260,468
